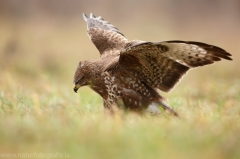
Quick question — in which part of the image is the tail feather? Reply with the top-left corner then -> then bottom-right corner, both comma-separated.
147,101 -> 179,117
159,100 -> 179,117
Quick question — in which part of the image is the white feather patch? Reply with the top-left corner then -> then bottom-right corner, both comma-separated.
146,102 -> 161,115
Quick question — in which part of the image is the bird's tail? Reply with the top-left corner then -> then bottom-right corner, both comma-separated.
159,100 -> 179,117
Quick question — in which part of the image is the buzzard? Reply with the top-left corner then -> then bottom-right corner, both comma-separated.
73,13 -> 232,116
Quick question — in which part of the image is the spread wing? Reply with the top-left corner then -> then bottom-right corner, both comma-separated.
83,13 -> 128,57
118,41 -> 232,92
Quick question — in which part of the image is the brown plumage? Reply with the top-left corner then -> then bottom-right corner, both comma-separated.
73,13 -> 232,116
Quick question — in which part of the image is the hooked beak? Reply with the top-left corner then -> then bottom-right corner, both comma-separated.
73,85 -> 79,93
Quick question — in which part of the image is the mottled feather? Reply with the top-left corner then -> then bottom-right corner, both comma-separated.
119,41 -> 232,92
73,13 -> 232,116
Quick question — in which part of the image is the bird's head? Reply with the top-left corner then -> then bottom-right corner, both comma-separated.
73,61 -> 91,93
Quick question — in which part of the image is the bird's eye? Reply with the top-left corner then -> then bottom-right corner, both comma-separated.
77,79 -> 82,84
76,77 -> 84,84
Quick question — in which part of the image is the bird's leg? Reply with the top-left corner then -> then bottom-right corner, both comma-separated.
103,99 -> 121,116
103,99 -> 115,115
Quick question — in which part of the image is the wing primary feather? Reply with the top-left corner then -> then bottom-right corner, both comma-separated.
97,16 -> 103,20
166,40 -> 232,61
83,13 -> 88,22
90,13 -> 96,18
83,13 -> 125,37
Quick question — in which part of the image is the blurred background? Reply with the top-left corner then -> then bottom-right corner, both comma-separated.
0,0 -> 239,89
0,1 -> 239,157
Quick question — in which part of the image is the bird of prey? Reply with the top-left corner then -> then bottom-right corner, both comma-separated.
73,13 -> 232,116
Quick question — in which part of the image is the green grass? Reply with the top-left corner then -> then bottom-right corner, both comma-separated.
0,20 -> 240,159
0,67 -> 239,159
